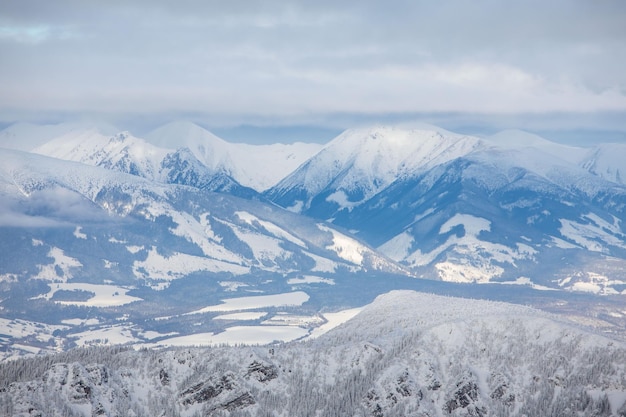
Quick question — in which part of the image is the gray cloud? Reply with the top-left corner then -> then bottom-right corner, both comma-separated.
0,187 -> 110,227
1,1 -> 625,133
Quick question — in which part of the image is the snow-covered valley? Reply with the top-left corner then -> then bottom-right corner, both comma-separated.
1,121 -> 626,415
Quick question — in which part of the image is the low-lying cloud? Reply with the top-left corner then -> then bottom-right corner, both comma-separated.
1,1 -> 625,131
0,187 -> 111,227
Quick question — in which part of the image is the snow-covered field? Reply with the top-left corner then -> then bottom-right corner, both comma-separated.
35,283 -> 142,307
184,291 -> 311,314
151,325 -> 310,347
287,275 -> 335,285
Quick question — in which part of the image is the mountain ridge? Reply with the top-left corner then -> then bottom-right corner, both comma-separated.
1,121 -> 626,363
265,125 -> 626,290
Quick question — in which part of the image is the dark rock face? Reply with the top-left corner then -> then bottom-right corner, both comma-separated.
159,368 -> 170,386
246,361 -> 278,383
222,392 -> 256,411
179,373 -> 256,412
445,372 -> 487,417
70,365 -> 92,403
489,373 -> 515,406
180,377 -> 229,406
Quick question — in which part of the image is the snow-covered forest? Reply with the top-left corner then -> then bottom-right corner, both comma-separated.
2,291 -> 625,417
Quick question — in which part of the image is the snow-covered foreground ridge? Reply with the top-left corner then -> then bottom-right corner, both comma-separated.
2,290 -> 625,417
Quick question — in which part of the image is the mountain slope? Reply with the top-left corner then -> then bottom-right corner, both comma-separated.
146,121 -> 322,191
267,126 -> 626,291
266,125 -> 483,215
0,122 -> 119,152
0,148 -> 404,358
580,143 -> 626,186
31,128 -> 257,197
2,290 -> 625,417
1,148 -> 402,281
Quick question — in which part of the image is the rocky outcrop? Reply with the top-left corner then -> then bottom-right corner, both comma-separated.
246,361 -> 278,383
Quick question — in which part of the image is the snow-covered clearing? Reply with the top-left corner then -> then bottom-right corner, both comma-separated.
499,276 -> 557,291
73,226 -> 87,239
213,312 -> 268,321
133,246 -> 249,287
236,211 -> 305,247
230,228 -> 289,268
218,281 -> 249,292
305,307 -> 363,340
35,283 -> 142,307
34,247 -> 82,282
0,318 -> 68,341
287,275 -> 335,285
378,231 -> 414,261
403,213 -> 536,282
70,325 -> 138,347
559,216 -> 626,252
318,224 -> 365,265
262,313 -> 324,327
153,325 -> 309,347
184,291 -> 310,314
61,318 -> 101,326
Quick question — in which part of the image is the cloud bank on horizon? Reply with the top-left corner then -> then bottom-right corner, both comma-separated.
1,0 -> 625,136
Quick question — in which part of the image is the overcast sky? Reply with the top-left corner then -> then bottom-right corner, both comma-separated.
1,0 -> 625,142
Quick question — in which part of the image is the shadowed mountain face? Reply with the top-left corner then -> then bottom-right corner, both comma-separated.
266,126 -> 626,290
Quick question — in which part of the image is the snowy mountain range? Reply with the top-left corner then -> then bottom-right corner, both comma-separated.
1,120 -> 625,367
6,121 -> 321,193
2,291 -> 625,416
267,125 -> 626,291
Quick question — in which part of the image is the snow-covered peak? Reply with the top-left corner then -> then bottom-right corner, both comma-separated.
146,121 -> 322,191
486,129 -> 587,164
33,129 -> 170,180
0,121 -> 119,152
579,142 -> 626,185
488,129 -> 553,148
268,125 -> 483,212
145,121 -> 232,170
145,121 -> 226,148
228,141 -> 323,191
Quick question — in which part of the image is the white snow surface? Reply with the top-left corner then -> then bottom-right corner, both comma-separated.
273,125 -> 483,211
153,325 -> 309,347
185,291 -> 310,314
70,324 -> 139,347
559,215 -> 626,253
236,211 -> 306,247
12,121 -> 320,192
377,232 -> 415,263
400,214 -> 535,283
580,142 -> 626,185
318,224 -> 366,265
33,247 -> 83,283
32,130 -> 169,182
4,290 -> 626,416
287,275 -> 335,285
133,246 -> 249,287
213,312 -> 268,321
486,129 -> 587,163
0,122 -> 119,151
35,283 -> 142,307
145,121 -> 321,190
